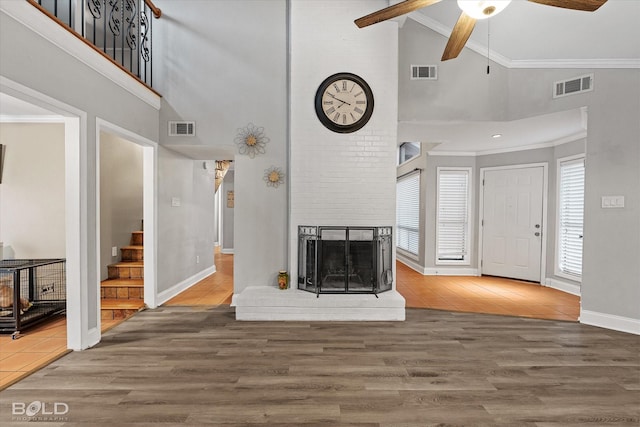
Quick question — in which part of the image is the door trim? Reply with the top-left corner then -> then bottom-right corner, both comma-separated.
96,118 -> 158,310
478,162 -> 549,283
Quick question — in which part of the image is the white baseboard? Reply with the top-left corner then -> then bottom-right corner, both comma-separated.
221,248 -> 234,254
396,258 -> 479,276
580,309 -> 640,335
397,257 -> 425,274
423,267 -> 479,276
544,277 -> 581,296
157,265 -> 216,306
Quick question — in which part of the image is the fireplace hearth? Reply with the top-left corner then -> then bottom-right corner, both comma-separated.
298,226 -> 393,296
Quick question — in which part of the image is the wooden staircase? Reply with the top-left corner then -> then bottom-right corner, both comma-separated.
101,229 -> 145,321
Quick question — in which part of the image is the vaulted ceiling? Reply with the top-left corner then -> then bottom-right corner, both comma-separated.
406,0 -> 640,66
2,1 -> 639,157
389,0 -> 639,153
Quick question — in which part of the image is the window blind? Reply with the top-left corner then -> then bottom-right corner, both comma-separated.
558,158 -> 585,277
437,169 -> 470,263
396,171 -> 420,256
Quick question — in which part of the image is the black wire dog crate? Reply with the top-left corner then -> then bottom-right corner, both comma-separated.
0,259 -> 66,334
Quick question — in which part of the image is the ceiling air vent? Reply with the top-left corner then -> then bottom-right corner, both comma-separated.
411,65 -> 437,80
554,74 -> 593,99
168,121 -> 195,136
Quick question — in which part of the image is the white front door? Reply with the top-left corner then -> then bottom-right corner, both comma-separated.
481,166 -> 544,282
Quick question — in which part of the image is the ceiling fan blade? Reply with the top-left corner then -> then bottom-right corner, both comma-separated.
355,0 -> 442,28
527,0 -> 607,12
441,12 -> 477,61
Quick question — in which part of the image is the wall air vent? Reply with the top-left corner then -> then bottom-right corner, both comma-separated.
168,121 -> 196,136
554,74 -> 593,99
411,65 -> 437,80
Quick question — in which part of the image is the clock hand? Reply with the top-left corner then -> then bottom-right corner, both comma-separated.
328,93 -> 351,107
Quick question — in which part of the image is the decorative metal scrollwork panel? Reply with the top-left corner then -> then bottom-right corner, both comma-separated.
79,0 -> 154,85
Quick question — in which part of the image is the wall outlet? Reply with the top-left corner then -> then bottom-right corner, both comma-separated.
196,255 -> 200,264
112,246 -> 118,257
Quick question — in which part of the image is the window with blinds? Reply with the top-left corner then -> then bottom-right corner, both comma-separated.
557,157 -> 585,279
396,171 -> 420,257
436,168 -> 471,264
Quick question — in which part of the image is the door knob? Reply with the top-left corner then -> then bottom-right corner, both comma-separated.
534,232 -> 540,237
535,224 -> 541,229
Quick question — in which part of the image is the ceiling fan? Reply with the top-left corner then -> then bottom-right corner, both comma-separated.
355,0 -> 607,61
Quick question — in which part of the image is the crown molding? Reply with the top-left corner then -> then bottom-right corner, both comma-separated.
408,14 -> 640,69
509,58 -> 640,69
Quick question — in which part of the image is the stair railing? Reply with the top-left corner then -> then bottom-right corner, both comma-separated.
29,0 -> 162,89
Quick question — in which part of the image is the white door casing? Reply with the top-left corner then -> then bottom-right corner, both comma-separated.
480,165 -> 546,282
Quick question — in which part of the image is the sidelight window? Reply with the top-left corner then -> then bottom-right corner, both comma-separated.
557,156 -> 585,280
396,171 -> 420,257
436,168 -> 471,264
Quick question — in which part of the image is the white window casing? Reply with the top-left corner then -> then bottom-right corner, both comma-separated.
396,170 -> 420,258
398,141 -> 421,166
556,155 -> 585,281
436,167 -> 472,265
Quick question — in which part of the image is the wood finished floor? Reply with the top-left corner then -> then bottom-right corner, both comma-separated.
1,251 -> 580,391
396,262 -> 580,321
1,305 -> 638,426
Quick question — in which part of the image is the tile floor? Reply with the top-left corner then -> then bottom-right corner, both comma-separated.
1,250 -> 580,390
0,316 -> 122,390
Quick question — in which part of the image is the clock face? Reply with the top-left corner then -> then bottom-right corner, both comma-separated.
315,73 -> 374,133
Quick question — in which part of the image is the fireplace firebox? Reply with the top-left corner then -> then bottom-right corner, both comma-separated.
298,226 -> 393,296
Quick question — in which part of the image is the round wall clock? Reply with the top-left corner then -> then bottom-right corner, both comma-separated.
314,72 -> 374,133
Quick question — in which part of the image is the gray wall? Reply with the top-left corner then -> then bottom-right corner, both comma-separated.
154,0 -> 288,294
99,132 -> 143,280
410,141 -> 584,278
1,6 -> 159,333
399,19 -> 509,123
399,20 -> 640,323
157,146 -> 216,293
506,68 -> 640,321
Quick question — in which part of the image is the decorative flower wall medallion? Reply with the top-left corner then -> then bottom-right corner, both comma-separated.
235,123 -> 269,158
264,166 -> 285,188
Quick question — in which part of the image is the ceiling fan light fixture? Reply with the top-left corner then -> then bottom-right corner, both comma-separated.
457,0 -> 511,20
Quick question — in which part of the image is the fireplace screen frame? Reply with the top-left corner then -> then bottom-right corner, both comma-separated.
298,226 -> 393,296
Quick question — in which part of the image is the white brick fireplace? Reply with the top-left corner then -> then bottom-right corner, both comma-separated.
235,0 -> 405,320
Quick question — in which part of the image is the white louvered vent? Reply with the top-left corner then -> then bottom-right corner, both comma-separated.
554,74 -> 593,98
411,65 -> 437,80
168,121 -> 196,136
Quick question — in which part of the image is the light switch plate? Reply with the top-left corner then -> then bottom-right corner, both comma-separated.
601,195 -> 624,208
171,197 -> 181,207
